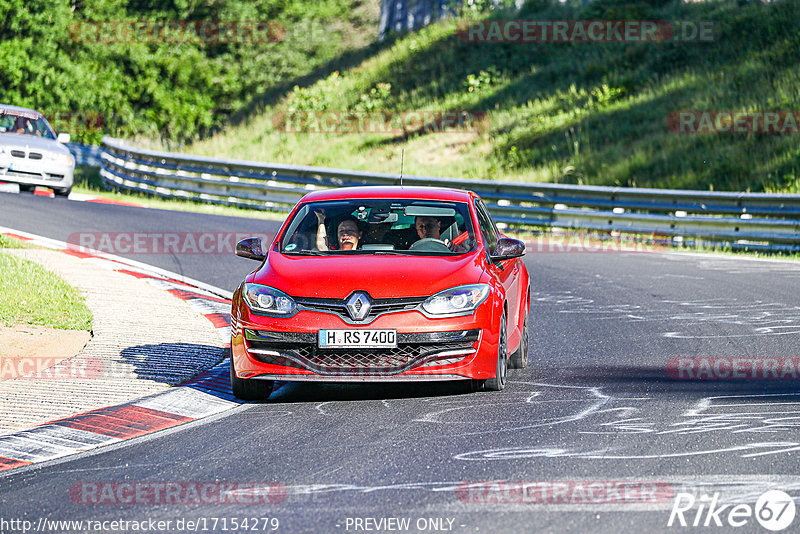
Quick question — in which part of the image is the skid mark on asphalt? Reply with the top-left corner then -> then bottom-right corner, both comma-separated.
414,383 -> 610,431
533,291 -> 800,338
448,386 -> 800,461
455,442 -> 800,461
667,255 -> 800,276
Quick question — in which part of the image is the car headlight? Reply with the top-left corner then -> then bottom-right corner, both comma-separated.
50,152 -> 74,166
422,284 -> 490,315
242,284 -> 296,315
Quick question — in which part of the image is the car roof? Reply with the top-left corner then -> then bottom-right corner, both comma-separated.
300,186 -> 474,203
0,104 -> 42,118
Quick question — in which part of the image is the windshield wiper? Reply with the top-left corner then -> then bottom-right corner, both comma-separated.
284,250 -> 329,255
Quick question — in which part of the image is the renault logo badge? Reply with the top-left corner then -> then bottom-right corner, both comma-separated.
346,292 -> 372,321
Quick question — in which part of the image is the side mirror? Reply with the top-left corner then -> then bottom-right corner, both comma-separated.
490,237 -> 525,261
57,133 -> 71,144
236,238 -> 266,261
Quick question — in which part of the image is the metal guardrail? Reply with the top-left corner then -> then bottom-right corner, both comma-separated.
68,143 -> 102,166
98,136 -> 800,249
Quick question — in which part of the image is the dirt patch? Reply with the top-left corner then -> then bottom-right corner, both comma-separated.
0,324 -> 91,379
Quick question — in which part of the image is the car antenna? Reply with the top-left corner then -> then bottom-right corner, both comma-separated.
399,149 -> 405,188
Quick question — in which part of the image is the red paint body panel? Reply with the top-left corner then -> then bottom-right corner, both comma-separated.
254,253 -> 485,300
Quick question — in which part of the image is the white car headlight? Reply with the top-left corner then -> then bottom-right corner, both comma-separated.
422,284 -> 490,315
243,284 -> 296,315
50,152 -> 74,166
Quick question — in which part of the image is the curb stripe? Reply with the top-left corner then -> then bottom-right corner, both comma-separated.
167,288 -> 230,304
204,313 -> 231,329
0,228 -> 242,475
0,457 -> 31,471
61,249 -> 94,259
54,406 -> 194,440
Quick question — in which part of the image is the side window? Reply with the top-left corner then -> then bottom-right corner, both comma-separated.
475,200 -> 498,253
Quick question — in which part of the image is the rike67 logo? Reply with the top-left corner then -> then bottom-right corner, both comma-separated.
668,490 -> 796,531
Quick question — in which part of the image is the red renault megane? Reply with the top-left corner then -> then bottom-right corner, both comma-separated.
230,186 -> 530,399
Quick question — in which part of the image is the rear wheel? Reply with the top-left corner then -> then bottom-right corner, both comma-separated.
230,352 -> 274,401
484,312 -> 508,391
509,307 -> 529,369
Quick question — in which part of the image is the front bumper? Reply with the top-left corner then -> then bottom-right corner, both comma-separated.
231,300 -> 501,382
0,155 -> 74,188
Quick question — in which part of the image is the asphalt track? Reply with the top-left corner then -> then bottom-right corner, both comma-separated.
2,191 -> 800,533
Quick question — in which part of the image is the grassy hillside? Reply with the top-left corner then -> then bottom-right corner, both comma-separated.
181,0 -> 800,193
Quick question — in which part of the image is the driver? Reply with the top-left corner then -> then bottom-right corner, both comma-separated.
414,216 -> 442,240
414,216 -> 468,252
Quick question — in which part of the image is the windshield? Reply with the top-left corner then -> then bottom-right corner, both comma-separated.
0,110 -> 55,139
280,199 -> 477,256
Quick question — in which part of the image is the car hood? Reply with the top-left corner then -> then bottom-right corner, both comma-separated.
0,133 -> 69,155
251,252 -> 485,299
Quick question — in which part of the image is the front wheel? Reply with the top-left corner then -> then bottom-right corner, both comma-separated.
509,307 -> 529,369
230,353 -> 274,401
484,312 -> 507,391
53,186 -> 71,197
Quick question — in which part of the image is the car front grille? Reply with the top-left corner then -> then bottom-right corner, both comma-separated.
245,329 -> 479,376
294,295 -> 427,323
10,150 -> 25,158
28,152 -> 42,160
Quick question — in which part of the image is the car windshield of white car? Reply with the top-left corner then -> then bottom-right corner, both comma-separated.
280,199 -> 478,256
0,111 -> 55,139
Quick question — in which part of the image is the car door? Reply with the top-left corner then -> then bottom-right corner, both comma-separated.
475,198 -> 521,328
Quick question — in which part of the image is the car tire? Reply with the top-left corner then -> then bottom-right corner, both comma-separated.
460,378 -> 483,393
53,186 -> 71,197
509,307 -> 529,369
230,352 -> 274,401
484,312 -> 507,391
19,184 -> 35,193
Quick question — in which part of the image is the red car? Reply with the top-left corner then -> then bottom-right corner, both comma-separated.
230,186 -> 530,399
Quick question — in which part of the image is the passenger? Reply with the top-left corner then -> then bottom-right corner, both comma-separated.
315,211 -> 363,251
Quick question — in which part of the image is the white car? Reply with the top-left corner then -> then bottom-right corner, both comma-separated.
0,104 -> 75,196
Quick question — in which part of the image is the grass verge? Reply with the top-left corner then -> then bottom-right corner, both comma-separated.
0,252 -> 93,330
0,235 -> 35,249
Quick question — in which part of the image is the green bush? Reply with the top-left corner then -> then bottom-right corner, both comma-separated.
0,0 -> 372,143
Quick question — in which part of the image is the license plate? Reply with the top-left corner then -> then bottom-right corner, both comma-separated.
318,329 -> 397,348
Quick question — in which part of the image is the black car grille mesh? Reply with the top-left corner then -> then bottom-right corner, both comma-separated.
245,330 -> 479,376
